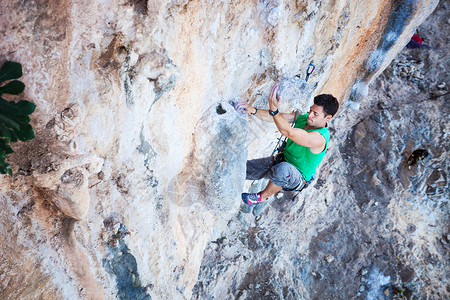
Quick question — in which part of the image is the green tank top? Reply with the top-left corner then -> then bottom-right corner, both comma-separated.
283,113 -> 330,181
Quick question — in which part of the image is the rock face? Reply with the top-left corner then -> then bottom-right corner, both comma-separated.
0,0 -> 445,299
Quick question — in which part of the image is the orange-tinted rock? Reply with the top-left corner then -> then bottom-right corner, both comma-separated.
0,0 -> 440,299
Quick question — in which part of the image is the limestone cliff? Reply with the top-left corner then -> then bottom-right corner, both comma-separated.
0,0 -> 445,299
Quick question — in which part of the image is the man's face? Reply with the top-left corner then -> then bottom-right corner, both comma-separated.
306,104 -> 332,127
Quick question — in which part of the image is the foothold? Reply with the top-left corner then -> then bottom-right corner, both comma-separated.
437,82 -> 446,89
107,223 -> 130,248
349,81 -> 368,103
132,0 -> 148,15
155,74 -> 177,94
312,271 -> 324,280
407,149 -> 429,166
324,254 -> 335,263
407,224 -> 416,233
216,104 -> 227,115
259,49 -> 271,68
430,90 -> 448,97
262,1 -> 281,27
348,100 -> 360,111
212,236 -> 227,245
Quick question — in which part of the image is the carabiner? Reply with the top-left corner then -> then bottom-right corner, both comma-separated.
305,63 -> 315,82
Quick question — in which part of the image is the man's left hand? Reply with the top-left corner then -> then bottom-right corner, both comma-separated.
269,84 -> 281,111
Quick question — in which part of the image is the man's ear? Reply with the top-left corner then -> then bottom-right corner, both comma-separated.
325,114 -> 333,121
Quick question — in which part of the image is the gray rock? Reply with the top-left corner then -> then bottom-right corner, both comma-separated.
430,90 -> 447,97
324,254 -> 335,263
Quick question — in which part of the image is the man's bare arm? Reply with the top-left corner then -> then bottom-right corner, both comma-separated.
252,108 -> 296,123
273,114 -> 326,152
268,84 -> 326,153
234,101 -> 297,122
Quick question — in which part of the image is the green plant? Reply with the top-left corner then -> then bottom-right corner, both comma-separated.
0,61 -> 36,176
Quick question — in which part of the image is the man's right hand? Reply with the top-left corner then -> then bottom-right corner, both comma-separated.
233,100 -> 256,115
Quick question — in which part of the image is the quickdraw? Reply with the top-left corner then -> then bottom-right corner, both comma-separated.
305,62 -> 315,82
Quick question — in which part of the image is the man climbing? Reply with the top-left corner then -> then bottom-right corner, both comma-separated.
235,84 -> 339,205
406,33 -> 432,49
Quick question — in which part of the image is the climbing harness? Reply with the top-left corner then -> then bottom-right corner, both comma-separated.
305,62 -> 315,82
288,174 -> 315,202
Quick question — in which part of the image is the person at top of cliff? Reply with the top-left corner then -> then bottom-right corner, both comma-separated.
406,33 -> 433,49
234,84 -> 339,205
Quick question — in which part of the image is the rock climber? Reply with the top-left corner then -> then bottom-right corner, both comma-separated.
234,84 -> 339,205
406,33 -> 432,49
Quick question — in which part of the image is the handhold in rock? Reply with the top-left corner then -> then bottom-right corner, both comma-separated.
430,90 -> 447,97
407,149 -> 429,166
324,254 -> 335,263
216,104 -> 227,115
437,82 -> 446,89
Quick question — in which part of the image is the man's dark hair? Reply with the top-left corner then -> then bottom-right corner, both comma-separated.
314,94 -> 339,116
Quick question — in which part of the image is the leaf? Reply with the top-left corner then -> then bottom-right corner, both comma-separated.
0,80 -> 25,95
0,61 -> 35,177
0,163 -> 13,176
0,150 -> 5,164
9,130 -> 18,143
0,149 -> 12,176
0,97 -> 36,115
18,123 -> 35,141
0,61 -> 22,83
0,141 -> 14,154
0,113 -> 21,130
15,100 -> 36,115
10,114 -> 31,123
0,123 -> 11,141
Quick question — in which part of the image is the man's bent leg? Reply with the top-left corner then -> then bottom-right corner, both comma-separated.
242,162 -> 301,205
242,180 -> 283,205
260,163 -> 301,200
260,181 -> 283,200
242,156 -> 277,205
246,156 -> 275,180
268,162 -> 302,190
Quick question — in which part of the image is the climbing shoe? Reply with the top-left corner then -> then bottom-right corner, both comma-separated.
241,192 -> 263,205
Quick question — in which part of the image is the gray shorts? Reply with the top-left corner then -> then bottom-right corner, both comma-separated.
246,156 -> 303,190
